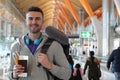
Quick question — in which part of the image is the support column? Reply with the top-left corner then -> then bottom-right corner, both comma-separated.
110,0 -> 116,27
91,16 -> 102,56
79,0 -> 103,55
109,0 -> 116,55
102,0 -> 109,56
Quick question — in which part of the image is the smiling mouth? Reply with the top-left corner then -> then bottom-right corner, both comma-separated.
31,23 -> 38,26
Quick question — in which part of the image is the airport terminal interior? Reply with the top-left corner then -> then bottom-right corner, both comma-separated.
0,0 -> 120,80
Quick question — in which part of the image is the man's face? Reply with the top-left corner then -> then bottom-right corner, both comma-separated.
26,11 -> 44,33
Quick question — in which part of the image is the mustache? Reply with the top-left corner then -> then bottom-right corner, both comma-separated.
31,24 -> 39,27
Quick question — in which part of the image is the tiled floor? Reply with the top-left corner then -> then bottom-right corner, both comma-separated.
0,60 -> 115,80
0,66 -> 115,80
81,68 -> 114,80
80,70 -> 114,80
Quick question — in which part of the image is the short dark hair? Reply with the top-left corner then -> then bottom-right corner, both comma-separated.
75,63 -> 81,68
90,51 -> 94,56
26,6 -> 44,17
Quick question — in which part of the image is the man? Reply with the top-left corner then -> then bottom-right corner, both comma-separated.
8,6 -> 71,80
107,46 -> 120,80
83,51 -> 101,80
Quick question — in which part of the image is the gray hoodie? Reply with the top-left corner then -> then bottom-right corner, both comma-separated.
8,35 -> 71,80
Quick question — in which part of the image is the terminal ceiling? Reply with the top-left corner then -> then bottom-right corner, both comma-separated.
0,0 -> 102,33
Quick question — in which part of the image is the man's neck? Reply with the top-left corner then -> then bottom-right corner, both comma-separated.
28,32 -> 41,41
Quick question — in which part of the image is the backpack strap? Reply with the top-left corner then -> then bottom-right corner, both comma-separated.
37,38 -> 54,80
41,38 -> 54,53
37,38 -> 54,67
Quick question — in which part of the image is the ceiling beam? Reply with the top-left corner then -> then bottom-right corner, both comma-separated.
114,0 -> 120,16
40,1 -> 54,9
0,0 -> 25,24
6,0 -> 25,21
57,3 -> 73,29
19,0 -> 38,9
16,0 -> 24,4
79,0 -> 94,18
63,0 -> 81,25
57,14 -> 71,34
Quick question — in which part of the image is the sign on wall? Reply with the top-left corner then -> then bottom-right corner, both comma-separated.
80,31 -> 92,38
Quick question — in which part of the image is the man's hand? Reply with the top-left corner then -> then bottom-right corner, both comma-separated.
13,65 -> 24,78
37,53 -> 52,70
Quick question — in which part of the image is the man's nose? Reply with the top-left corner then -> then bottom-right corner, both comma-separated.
32,19 -> 37,24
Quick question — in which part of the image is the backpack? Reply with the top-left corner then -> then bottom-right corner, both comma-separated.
40,38 -> 73,80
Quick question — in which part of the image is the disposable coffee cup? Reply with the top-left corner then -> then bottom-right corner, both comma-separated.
18,55 -> 28,77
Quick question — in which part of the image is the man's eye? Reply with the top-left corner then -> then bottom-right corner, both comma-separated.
36,17 -> 41,20
28,17 -> 33,20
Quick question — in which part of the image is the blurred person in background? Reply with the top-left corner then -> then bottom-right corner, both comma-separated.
73,63 -> 83,80
107,46 -> 120,80
83,51 -> 101,80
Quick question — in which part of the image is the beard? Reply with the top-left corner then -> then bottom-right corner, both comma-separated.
29,24 -> 42,33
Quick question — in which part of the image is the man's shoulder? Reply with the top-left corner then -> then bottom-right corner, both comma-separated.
11,40 -> 19,48
111,48 -> 120,56
112,48 -> 119,53
11,36 -> 24,47
42,37 -> 61,47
